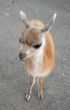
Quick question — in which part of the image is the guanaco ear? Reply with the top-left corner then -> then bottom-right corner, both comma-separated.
20,10 -> 31,28
41,13 -> 57,33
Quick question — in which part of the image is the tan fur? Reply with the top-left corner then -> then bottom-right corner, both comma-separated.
38,77 -> 44,99
24,20 -> 55,75
19,19 -> 55,100
40,32 -> 55,74
30,19 -> 44,27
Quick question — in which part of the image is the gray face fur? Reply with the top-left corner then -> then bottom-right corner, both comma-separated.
19,11 -> 57,60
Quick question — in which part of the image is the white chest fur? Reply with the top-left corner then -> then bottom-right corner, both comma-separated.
28,49 -> 50,77
26,34 -> 50,77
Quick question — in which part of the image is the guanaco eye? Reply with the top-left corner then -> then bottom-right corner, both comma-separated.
33,42 -> 42,49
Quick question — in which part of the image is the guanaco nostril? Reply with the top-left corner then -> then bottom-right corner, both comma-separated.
23,53 -> 26,58
19,52 -> 26,60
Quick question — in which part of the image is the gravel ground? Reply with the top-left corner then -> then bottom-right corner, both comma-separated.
0,0 -> 70,110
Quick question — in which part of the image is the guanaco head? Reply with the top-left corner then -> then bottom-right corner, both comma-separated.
19,11 -> 56,61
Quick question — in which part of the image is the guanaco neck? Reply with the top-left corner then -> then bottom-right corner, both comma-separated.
44,32 -> 55,59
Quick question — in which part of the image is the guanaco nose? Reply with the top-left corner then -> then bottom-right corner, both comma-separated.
19,52 -> 26,60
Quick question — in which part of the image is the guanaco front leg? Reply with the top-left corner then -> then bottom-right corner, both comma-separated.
26,75 -> 35,101
38,77 -> 44,100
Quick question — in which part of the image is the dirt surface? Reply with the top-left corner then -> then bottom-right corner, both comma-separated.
0,0 -> 70,110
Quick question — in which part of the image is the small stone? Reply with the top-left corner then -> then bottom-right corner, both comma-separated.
4,12 -> 10,16
11,0 -> 15,4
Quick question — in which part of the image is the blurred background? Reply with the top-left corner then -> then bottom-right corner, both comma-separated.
0,0 -> 70,110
